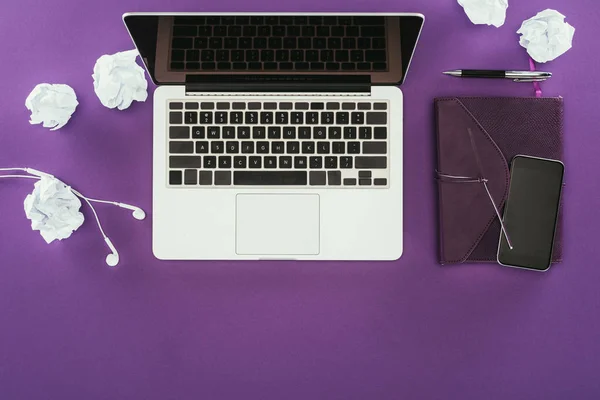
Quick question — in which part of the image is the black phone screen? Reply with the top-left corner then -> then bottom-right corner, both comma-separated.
498,156 -> 564,271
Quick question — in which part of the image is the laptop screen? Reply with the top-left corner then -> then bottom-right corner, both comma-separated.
123,13 -> 424,86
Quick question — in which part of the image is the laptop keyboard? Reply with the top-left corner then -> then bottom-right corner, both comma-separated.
170,16 -> 388,72
167,100 -> 389,187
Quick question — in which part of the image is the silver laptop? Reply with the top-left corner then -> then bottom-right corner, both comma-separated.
123,12 -> 424,260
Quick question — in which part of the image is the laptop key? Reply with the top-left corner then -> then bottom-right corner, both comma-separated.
347,142 -> 360,154
295,157 -> 308,169
359,127 -> 372,139
298,127 -> 311,139
215,112 -> 227,124
200,112 -> 212,124
264,157 -> 277,169
249,157 -> 262,169
268,127 -> 281,139
237,126 -> 250,139
170,156 -> 202,168
231,112 -> 243,124
241,142 -> 254,153
328,127 -> 341,139
355,156 -> 387,169
234,171 -> 307,185
332,142 -> 345,154
169,102 -> 183,110
310,157 -> 323,169
260,112 -> 273,124
317,142 -> 330,154
272,141 -> 284,154
351,112 -> 364,124
374,102 -> 387,110
291,112 -> 303,124
207,127 -> 220,139
211,141 -> 224,154
184,111 -> 198,125
218,156 -> 231,168
326,102 -> 340,110
336,112 -> 349,124
169,126 -> 189,139
328,171 -> 341,186
340,157 -> 353,169
169,112 -> 182,124
204,156 -> 217,169
322,112 -> 334,124
286,142 -> 300,154
172,37 -> 192,49
196,141 -> 209,153
199,171 -> 212,185
306,112 -> 319,124
234,156 -> 247,169
226,141 -> 239,153
283,127 -> 296,139
374,127 -> 387,139
257,141 -> 269,154
170,141 -> 193,154
276,112 -> 289,124
222,127 -> 236,139
302,141 -> 315,154
366,112 -> 387,125
325,156 -> 338,169
169,171 -> 183,185
343,178 -> 357,186
344,127 -> 357,139
374,178 -> 387,186
245,112 -> 258,124
309,171 -> 326,185
363,142 -> 387,154
215,171 -> 232,185
313,127 -> 326,140
252,127 -> 266,139
279,156 -> 292,168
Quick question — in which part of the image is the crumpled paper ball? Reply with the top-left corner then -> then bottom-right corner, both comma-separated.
25,83 -> 79,130
24,176 -> 85,244
517,9 -> 575,63
92,49 -> 148,110
457,0 -> 508,28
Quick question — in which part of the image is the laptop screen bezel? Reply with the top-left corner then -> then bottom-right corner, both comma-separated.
122,12 -> 424,87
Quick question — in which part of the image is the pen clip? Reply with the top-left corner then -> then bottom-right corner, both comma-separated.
513,77 -> 549,83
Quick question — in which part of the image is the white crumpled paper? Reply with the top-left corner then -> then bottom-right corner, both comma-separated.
517,9 -> 575,63
458,0 -> 508,28
25,83 -> 79,130
24,176 -> 85,244
92,49 -> 148,110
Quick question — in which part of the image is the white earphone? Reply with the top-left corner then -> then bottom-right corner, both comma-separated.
0,167 -> 145,266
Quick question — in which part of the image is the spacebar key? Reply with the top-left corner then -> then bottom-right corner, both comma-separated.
234,171 -> 307,185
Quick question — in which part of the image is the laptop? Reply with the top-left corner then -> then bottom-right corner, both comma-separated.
123,13 -> 424,260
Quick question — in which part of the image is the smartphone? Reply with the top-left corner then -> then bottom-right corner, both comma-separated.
497,155 -> 564,271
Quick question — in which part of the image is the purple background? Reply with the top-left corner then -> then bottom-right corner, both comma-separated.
1,0 -> 599,399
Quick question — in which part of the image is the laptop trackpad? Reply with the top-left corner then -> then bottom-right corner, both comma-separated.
236,194 -> 320,256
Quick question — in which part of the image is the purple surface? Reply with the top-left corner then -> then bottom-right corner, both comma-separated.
0,1 -> 598,399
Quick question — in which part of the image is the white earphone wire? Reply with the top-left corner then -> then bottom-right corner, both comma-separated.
0,174 -> 40,180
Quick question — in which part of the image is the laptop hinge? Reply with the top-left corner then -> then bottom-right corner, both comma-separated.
185,75 -> 371,96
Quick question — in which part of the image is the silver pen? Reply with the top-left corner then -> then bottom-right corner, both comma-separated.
443,69 -> 552,82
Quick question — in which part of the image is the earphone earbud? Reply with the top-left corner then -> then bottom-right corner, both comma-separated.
117,203 -> 146,220
104,237 -> 120,267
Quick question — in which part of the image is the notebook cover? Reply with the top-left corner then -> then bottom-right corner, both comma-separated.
434,97 -> 564,264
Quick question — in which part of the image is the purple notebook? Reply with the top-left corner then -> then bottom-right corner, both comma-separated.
434,97 -> 564,264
